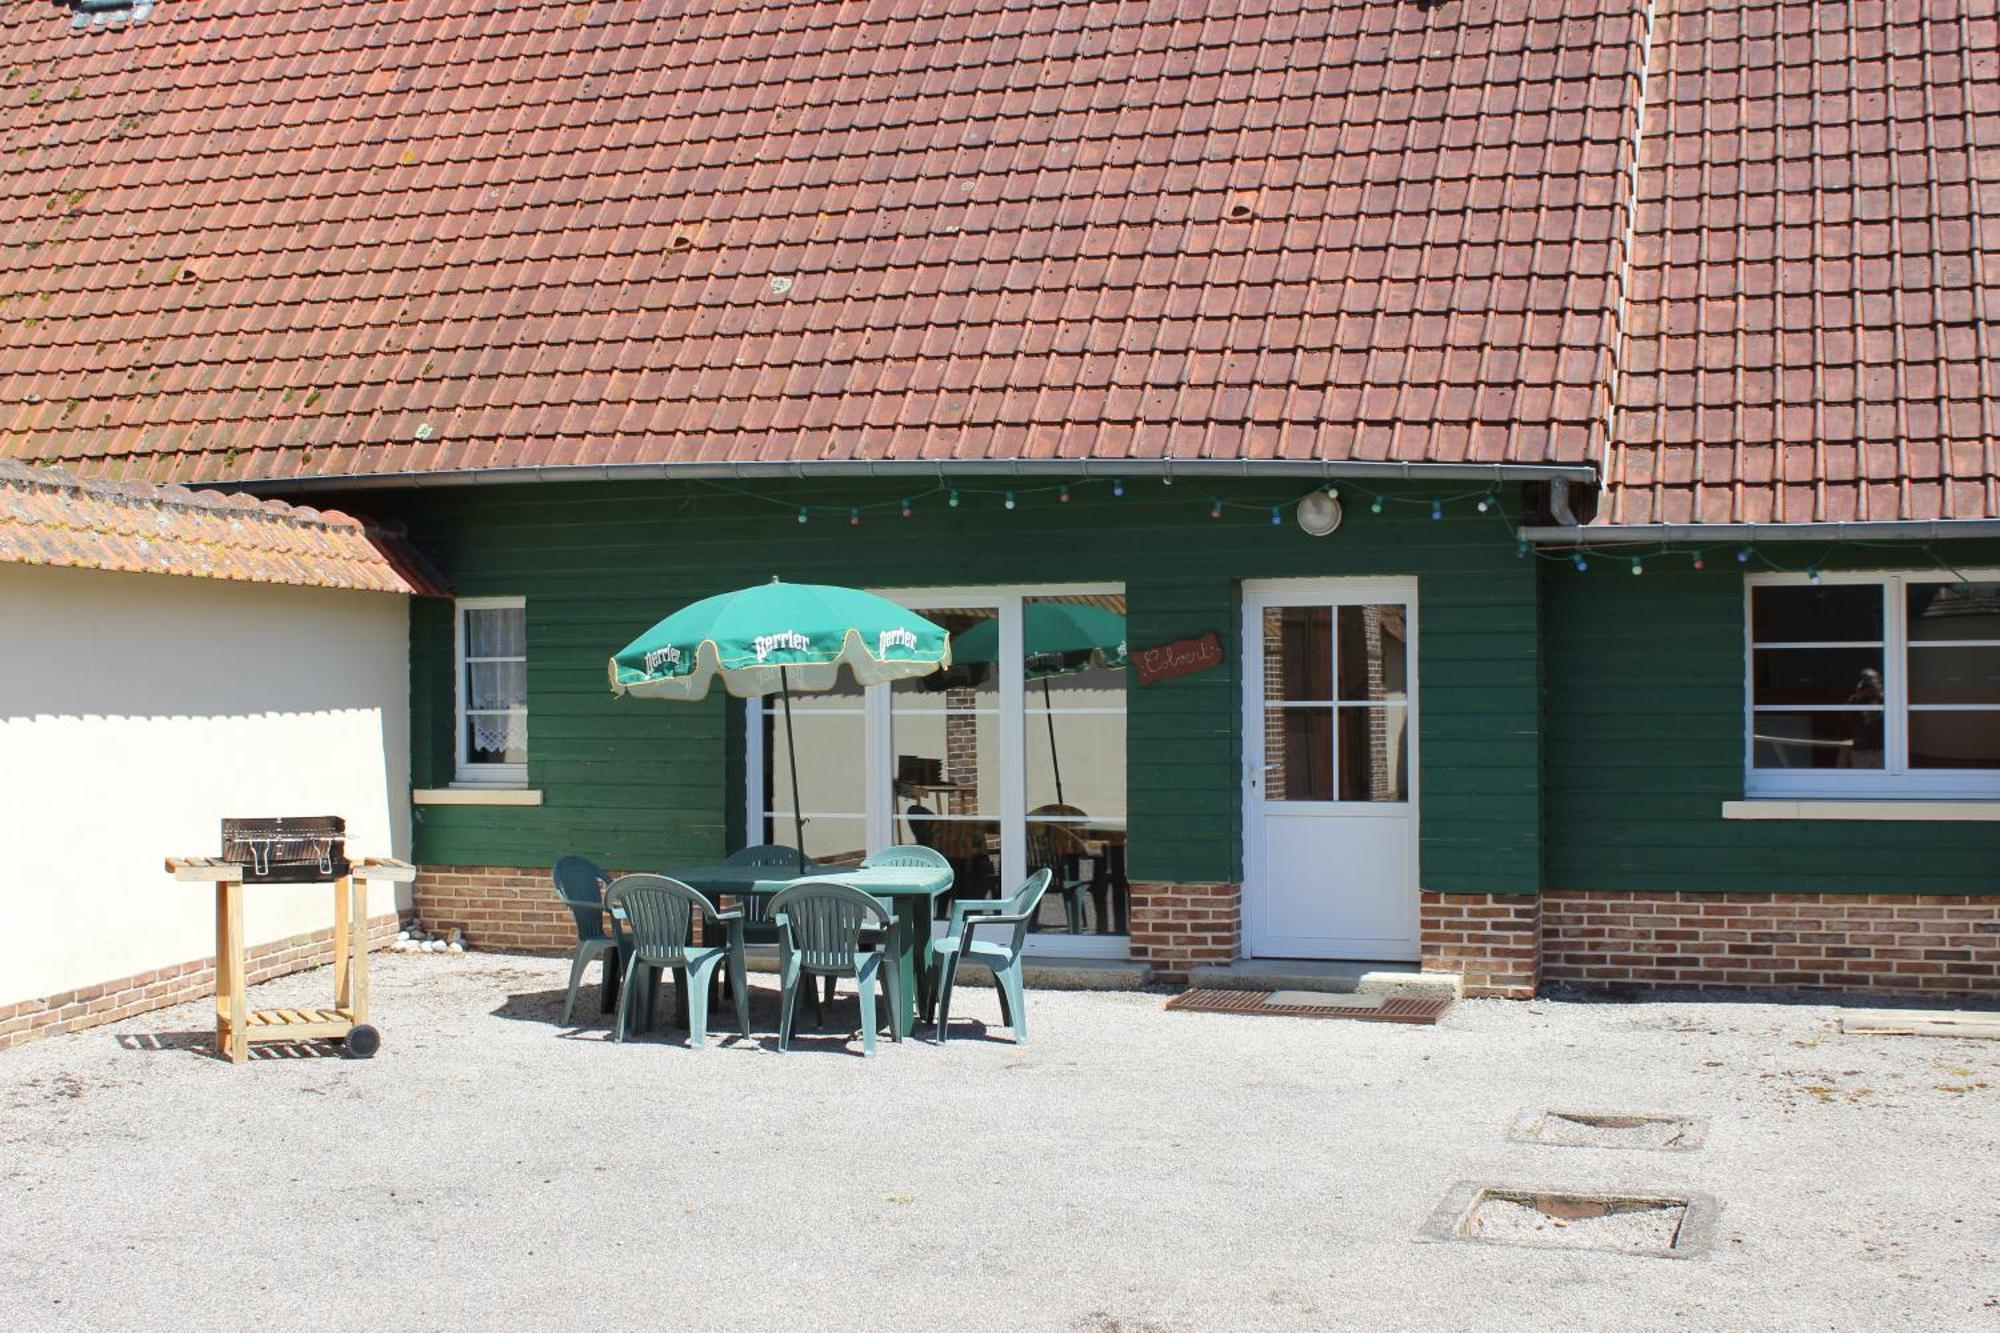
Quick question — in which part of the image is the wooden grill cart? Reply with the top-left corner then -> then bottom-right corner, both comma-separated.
166,831 -> 415,1063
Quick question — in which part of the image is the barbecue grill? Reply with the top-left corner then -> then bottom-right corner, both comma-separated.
166,815 -> 415,1064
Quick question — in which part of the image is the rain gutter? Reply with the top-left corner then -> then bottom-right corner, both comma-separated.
201,458 -> 1601,495
1522,520 -> 2000,544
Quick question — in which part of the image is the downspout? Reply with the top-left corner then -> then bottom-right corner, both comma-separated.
1547,477 -> 1581,528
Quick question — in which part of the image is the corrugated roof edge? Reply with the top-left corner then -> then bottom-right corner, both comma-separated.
0,459 -> 450,596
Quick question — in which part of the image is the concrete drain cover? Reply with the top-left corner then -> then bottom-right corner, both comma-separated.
1508,1109 -> 1706,1151
1423,1183 -> 1718,1258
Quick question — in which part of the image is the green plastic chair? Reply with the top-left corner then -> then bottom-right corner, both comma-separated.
859,845 -> 951,872
709,843 -> 819,1017
603,874 -> 750,1048
552,855 -> 631,1026
768,881 -> 903,1056
929,869 -> 1053,1045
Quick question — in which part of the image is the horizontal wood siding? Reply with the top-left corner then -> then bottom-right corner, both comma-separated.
1544,544 -> 2000,895
378,479 -> 1539,892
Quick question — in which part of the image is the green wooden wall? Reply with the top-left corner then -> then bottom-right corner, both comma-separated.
379,478 -> 1542,892
1543,542 -> 2000,895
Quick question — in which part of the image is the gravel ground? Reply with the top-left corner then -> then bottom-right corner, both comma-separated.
2,952 -> 1997,1332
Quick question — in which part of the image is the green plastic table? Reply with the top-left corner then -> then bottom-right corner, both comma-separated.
661,863 -> 952,1040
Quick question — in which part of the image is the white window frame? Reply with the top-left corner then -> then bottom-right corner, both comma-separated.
743,582 -> 1130,959
1744,570 -> 2000,800
454,595 -> 527,788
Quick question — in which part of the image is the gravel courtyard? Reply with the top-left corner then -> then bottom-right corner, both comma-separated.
3,952 -> 1996,1332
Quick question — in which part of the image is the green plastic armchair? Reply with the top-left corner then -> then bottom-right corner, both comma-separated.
860,845 -> 951,872
603,874 -> 750,1048
552,855 -> 630,1026
768,881 -> 903,1057
929,868 -> 1053,1044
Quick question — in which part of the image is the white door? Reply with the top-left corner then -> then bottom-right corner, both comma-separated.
1242,580 -> 1418,961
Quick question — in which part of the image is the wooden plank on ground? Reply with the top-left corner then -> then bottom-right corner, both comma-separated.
1841,1010 -> 2000,1039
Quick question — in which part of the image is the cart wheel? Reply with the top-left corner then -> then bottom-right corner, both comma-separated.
343,1024 -> 381,1059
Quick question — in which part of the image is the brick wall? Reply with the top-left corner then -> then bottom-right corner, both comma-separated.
1542,891 -> 2000,997
415,864 -> 576,954
1130,881 -> 1241,983
0,912 -> 401,1052
1421,891 -> 1541,998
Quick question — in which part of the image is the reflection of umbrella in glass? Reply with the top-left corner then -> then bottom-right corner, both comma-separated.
608,579 -> 950,871
954,603 -> 1126,806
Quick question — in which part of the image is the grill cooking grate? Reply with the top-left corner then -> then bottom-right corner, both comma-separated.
220,816 -> 349,883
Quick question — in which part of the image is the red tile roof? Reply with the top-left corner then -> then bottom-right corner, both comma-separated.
0,1 -> 1993,527
0,0 -> 1645,487
0,459 -> 442,594
1607,0 -> 2000,524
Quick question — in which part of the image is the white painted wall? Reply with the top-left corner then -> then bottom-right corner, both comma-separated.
0,564 -> 411,1006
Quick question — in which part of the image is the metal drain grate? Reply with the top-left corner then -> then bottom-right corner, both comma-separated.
1164,988 -> 1451,1024
1507,1109 -> 1707,1151
1421,1183 -> 1719,1258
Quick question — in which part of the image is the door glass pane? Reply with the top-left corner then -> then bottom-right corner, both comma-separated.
891,606 -> 1001,900
1751,648 -> 1884,706
1909,710 -> 2000,768
1338,706 -> 1408,801
1266,706 -> 1333,801
1262,606 -> 1333,700
1908,645 -> 2000,705
1337,605 -> 1409,702
761,676 -> 867,864
1750,584 -> 1882,643
1906,581 -> 2000,641
1025,593 -> 1128,936
1750,709 -> 1885,769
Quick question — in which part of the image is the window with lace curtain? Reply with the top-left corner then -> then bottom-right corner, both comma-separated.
455,597 -> 527,786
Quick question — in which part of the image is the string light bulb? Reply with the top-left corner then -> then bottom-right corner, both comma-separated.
1516,539 -> 1528,558
1270,505 -> 1283,525
1574,554 -> 1589,572
948,490 -> 960,508
1693,554 -> 1706,571
1630,557 -> 1643,576
1808,566 -> 1823,586
797,507 -> 809,524
1431,500 -> 1443,521
849,506 -> 861,527
1210,499 -> 1224,519
1736,547 -> 1752,564
900,498 -> 912,518
1004,491 -> 1016,510
1058,485 -> 1070,503
1370,496 -> 1384,515
1112,478 -> 1125,497
1476,493 -> 1493,513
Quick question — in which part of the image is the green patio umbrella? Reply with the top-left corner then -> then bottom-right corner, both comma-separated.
609,579 -> 951,870
953,602 -> 1127,806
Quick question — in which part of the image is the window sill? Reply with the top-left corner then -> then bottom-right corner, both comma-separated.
1723,799 -> 2000,822
413,788 -> 544,807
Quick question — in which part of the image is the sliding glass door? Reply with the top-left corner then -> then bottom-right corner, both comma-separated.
747,584 -> 1128,957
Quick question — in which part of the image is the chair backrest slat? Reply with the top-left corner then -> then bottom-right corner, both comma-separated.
552,855 -> 612,941
769,881 -> 889,973
860,845 -> 951,873
605,875 -> 716,966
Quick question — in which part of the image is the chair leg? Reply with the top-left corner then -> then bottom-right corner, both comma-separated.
685,956 -> 722,1049
1000,963 -> 1028,1043
777,956 -> 799,1052
934,954 -> 960,1043
992,965 -> 1015,1029
1065,892 -> 1083,934
855,961 -> 878,1058
562,946 -> 594,1026
612,952 -> 643,1042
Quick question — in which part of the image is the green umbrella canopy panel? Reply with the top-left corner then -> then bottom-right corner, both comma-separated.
608,579 -> 952,700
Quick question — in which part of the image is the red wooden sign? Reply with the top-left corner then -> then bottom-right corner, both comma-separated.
1132,631 -> 1225,685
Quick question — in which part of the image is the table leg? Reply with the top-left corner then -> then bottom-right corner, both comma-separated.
333,877 -> 352,1009
600,947 -> 620,1014
892,906 -> 920,1040
349,875 -> 371,1027
222,879 -> 247,1064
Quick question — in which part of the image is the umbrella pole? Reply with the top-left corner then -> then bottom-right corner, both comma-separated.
780,667 -> 807,874
1043,676 -> 1064,807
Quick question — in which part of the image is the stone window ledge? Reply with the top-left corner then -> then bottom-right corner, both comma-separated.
1723,799 -> 2000,822
413,788 -> 544,807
